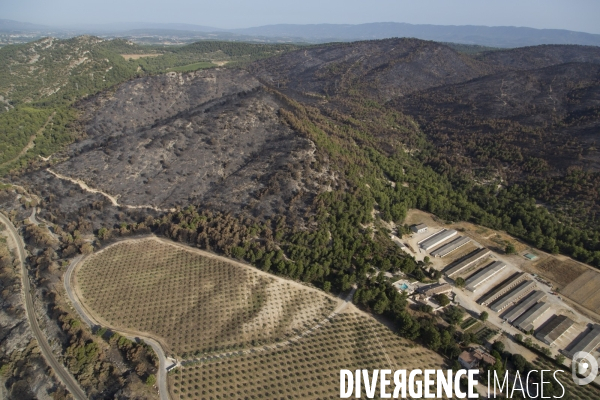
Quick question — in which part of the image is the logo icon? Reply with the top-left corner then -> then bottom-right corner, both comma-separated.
572,351 -> 599,385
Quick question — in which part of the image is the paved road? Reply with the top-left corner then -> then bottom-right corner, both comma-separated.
0,212 -> 87,400
28,207 -> 60,241
64,256 -> 170,400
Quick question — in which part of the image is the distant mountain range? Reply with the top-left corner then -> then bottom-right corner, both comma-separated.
1,19 -> 600,48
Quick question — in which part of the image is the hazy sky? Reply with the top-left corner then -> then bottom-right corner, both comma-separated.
2,0 -> 599,34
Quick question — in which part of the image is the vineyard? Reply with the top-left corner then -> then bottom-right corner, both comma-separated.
75,237 -> 339,357
171,311 -> 446,400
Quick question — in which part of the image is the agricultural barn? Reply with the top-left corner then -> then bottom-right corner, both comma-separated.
465,261 -> 506,292
514,302 -> 552,332
431,236 -> 472,258
478,273 -> 528,306
490,280 -> 537,313
418,229 -> 458,251
536,315 -> 575,346
411,223 -> 428,234
502,291 -> 547,323
445,248 -> 491,278
568,325 -> 600,358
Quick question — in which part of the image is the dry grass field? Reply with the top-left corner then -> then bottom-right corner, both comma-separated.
75,238 -> 338,357
170,311 -> 447,400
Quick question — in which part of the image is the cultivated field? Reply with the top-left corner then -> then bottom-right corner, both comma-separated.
75,238 -> 339,357
170,311 -> 447,400
562,270 -> 600,314
532,257 -> 587,290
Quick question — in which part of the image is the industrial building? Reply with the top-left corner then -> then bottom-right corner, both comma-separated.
536,315 -> 575,346
465,261 -> 506,292
568,325 -> 600,358
445,248 -> 491,278
478,273 -> 528,306
490,280 -> 537,312
514,302 -> 552,332
418,229 -> 458,251
411,223 -> 428,234
502,291 -> 547,323
431,236 -> 472,258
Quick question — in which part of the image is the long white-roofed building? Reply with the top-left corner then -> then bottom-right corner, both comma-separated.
465,261 -> 506,292
418,229 -> 458,251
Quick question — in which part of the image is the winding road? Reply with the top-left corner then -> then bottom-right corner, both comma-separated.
0,212 -> 87,400
64,255 -> 171,400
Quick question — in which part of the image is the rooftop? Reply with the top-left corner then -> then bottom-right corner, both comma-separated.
419,229 -> 458,250
536,315 -> 575,345
502,290 -> 546,323
465,261 -> 506,291
420,283 -> 453,297
568,325 -> 600,358
459,348 -> 496,366
514,302 -> 552,332
445,248 -> 491,277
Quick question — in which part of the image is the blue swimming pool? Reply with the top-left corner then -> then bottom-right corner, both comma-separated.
400,283 -> 409,290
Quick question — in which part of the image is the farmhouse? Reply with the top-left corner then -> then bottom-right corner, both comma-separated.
536,315 -> 575,346
502,291 -> 547,323
411,223 -> 428,234
465,261 -> 506,292
419,283 -> 453,298
458,348 -> 496,369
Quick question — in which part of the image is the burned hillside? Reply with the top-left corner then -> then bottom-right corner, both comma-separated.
24,69 -> 334,228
